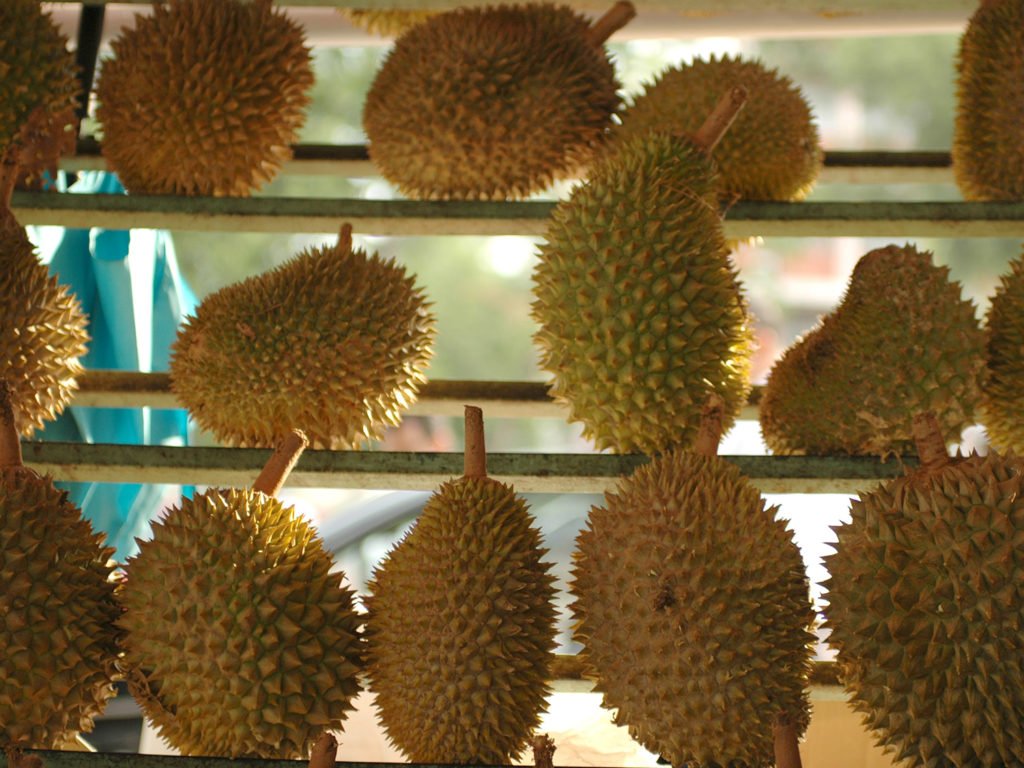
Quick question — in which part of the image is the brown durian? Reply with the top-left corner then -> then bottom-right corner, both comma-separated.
95,0 -> 313,196
981,249 -> 1024,450
362,2 -> 633,200
365,406 -> 558,763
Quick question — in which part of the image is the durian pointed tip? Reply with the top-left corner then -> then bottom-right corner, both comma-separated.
338,223 -> 354,252
692,85 -> 748,154
773,714 -> 804,768
308,733 -> 338,768
0,379 -> 23,468
464,405 -> 487,478
585,1 -> 637,46
911,412 -> 950,471
694,394 -> 725,458
253,429 -> 309,496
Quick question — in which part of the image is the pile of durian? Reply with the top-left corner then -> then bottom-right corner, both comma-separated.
6,0 -> 1024,766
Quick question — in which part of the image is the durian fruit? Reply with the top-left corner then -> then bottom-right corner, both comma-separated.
0,0 -> 79,188
0,161 -> 89,436
95,0 -> 314,197
362,2 -> 634,201
952,0 -> 1024,201
760,244 -> 984,456
170,224 -> 435,449
613,55 -> 822,202
365,406 -> 558,763
119,431 -> 364,759
982,250 -> 1024,451
571,398 -> 816,768
0,380 -> 121,750
532,88 -> 754,454
340,9 -> 436,37
825,412 -> 1024,767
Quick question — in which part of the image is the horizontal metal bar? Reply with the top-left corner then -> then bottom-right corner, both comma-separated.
55,0 -> 976,10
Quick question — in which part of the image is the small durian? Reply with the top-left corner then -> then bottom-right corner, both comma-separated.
532,88 -> 754,454
340,9 -> 436,37
571,399 -> 816,768
170,224 -> 435,449
760,244 -> 984,456
0,161 -> 89,436
614,55 -> 822,202
825,412 -> 1024,767
366,406 -> 558,763
119,431 -> 364,759
952,0 -> 1024,201
982,250 -> 1024,450
0,380 -> 121,750
362,2 -> 634,200
95,0 -> 314,197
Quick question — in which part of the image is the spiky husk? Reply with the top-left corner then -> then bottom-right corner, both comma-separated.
363,4 -> 621,200
982,251 -> 1024,450
170,236 -> 434,449
0,0 -> 78,187
0,467 -> 120,749
341,9 -> 436,36
0,213 -> 89,436
532,132 -> 753,454
952,0 -> 1024,201
825,451 -> 1024,767
95,0 -> 313,197
572,449 -> 815,767
760,244 -> 984,456
614,55 -> 822,202
366,476 -> 558,763
119,488 -> 364,758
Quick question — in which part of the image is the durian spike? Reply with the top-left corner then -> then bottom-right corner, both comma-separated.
691,86 -> 749,154
464,405 -> 486,479
308,733 -> 338,768
911,412 -> 950,472
0,380 -> 24,468
338,223 -> 353,252
252,429 -> 309,496
693,394 -> 726,458
532,734 -> 556,768
584,1 -> 636,46
773,715 -> 803,768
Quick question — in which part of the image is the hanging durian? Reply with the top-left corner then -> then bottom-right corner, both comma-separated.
119,430 -> 364,758
614,55 -> 822,202
170,223 -> 435,449
365,406 -> 558,763
532,88 -> 754,454
952,0 -> 1024,201
981,250 -> 1024,451
760,243 -> 984,456
571,398 -> 816,768
340,8 -> 436,37
825,411 -> 1024,767
362,2 -> 634,200
95,0 -> 314,197
0,160 -> 89,436
0,380 -> 121,750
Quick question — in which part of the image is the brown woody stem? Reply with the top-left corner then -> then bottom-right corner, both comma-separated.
338,223 -> 353,252
0,381 -> 23,469
464,405 -> 486,478
533,734 -> 556,768
912,412 -> 950,472
692,86 -> 749,154
252,430 -> 309,496
584,1 -> 636,46
773,717 -> 803,768
308,733 -> 338,768
693,394 -> 725,458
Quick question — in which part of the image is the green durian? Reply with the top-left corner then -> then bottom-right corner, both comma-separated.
760,244 -> 984,456
952,0 -> 1024,201
532,88 -> 754,454
340,8 -> 436,37
366,406 -> 557,763
0,381 -> 121,750
170,224 -> 435,449
614,55 -> 822,202
981,249 -> 1024,451
119,431 -> 364,758
362,2 -> 632,200
571,400 -> 816,767
825,412 -> 1024,767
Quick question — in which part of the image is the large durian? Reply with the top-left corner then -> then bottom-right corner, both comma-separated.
982,250 -> 1024,451
340,9 -> 436,37
95,0 -> 314,197
0,162 -> 89,436
532,88 -> 754,454
952,0 -> 1024,201
362,2 -> 634,200
365,406 -> 558,763
170,224 -> 435,449
0,380 -> 121,750
119,431 -> 364,758
760,243 -> 984,456
614,55 -> 822,202
825,412 -> 1024,766
571,399 -> 816,767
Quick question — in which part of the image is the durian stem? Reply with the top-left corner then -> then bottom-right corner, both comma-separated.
691,86 -> 749,154
338,223 -> 353,252
773,717 -> 803,768
693,394 -> 725,458
911,412 -> 950,472
252,430 -> 309,496
0,380 -> 23,469
464,405 -> 487,478
308,733 -> 338,768
533,734 -> 556,768
584,1 -> 636,46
